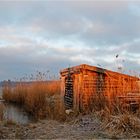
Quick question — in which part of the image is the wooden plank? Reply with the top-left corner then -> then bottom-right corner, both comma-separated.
60,76 -> 65,111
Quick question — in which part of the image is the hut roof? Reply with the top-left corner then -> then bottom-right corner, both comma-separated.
60,64 -> 139,80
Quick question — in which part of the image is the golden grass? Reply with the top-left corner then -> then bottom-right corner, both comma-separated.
2,80 -> 61,120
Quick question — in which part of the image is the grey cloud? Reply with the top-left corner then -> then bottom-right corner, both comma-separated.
29,1 -> 140,45
1,0 -> 139,45
0,1 -> 140,80
0,38 -> 139,80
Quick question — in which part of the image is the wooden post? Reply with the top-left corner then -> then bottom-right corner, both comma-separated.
78,73 -> 83,112
73,75 -> 78,111
60,76 -> 65,112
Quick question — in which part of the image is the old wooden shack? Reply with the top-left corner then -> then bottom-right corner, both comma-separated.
60,64 -> 140,112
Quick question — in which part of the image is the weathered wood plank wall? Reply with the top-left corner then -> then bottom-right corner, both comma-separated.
60,64 -> 140,112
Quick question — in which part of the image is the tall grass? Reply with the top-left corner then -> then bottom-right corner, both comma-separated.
100,112 -> 140,138
2,74 -> 61,120
93,90 -> 140,138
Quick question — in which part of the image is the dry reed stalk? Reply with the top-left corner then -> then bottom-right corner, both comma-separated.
101,113 -> 140,138
2,80 -> 61,120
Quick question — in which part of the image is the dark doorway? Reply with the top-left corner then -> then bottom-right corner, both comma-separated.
64,70 -> 73,109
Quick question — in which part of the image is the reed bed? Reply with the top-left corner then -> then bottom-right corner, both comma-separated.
2,79 -> 61,120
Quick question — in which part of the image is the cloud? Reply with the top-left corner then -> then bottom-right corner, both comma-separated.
0,1 -> 139,80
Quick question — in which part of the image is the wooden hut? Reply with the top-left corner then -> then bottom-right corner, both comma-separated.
60,64 -> 140,112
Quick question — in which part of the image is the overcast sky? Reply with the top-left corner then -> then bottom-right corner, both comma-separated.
0,0 -> 140,80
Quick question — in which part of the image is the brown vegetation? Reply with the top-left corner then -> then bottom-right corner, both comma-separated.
100,112 -> 140,138
2,80 -> 61,120
93,96 -> 140,138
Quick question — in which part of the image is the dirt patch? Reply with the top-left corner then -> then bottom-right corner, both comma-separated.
1,113 -> 140,139
0,115 -> 109,139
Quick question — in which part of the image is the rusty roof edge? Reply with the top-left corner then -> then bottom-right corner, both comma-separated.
60,64 -> 140,79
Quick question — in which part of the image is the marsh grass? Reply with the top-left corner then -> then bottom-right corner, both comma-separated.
100,112 -> 140,138
93,94 -> 140,138
2,72 -> 61,120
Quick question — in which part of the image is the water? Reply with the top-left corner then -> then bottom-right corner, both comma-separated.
0,87 -> 33,124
